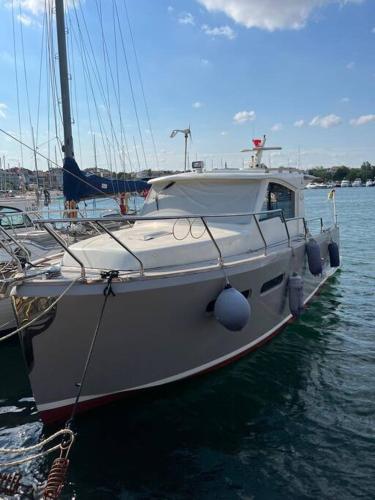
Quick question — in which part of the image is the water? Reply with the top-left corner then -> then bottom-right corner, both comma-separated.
1,188 -> 374,499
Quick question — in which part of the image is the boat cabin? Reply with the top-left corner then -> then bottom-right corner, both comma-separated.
142,170 -> 305,222
61,169 -> 308,273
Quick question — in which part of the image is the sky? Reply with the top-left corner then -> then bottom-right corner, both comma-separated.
0,0 -> 374,172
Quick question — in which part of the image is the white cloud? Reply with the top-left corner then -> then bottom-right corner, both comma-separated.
271,123 -> 283,132
17,13 -> 32,26
0,103 -> 8,119
167,6 -> 174,13
202,24 -> 236,39
233,110 -> 256,124
220,131 -> 228,135
340,97 -> 350,103
197,0 -> 364,31
346,61 -> 355,70
178,12 -> 195,25
372,27 -> 375,33
309,114 -> 342,128
5,0 -> 76,15
192,101 -> 204,108
294,119 -> 305,127
350,114 -> 375,126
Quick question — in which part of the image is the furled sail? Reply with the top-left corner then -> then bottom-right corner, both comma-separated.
63,157 -> 149,202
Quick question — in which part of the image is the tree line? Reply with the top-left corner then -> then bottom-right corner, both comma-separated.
308,162 -> 375,183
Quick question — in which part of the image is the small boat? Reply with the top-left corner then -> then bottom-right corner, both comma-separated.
366,180 -> 374,187
352,178 -> 362,187
341,179 -> 351,188
9,137 -> 341,423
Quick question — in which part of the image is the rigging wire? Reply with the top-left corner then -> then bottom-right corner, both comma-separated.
113,0 -> 149,170
123,0 -> 159,169
69,17 -> 113,175
66,8 -> 83,166
95,0 -> 118,195
18,1 -> 40,187
11,0 -> 24,170
0,128 -> 124,201
71,0 -> 121,174
35,6 -> 47,154
46,2 -> 64,161
113,0 -> 133,175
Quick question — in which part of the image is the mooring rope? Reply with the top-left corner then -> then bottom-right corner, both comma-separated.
0,428 -> 74,467
0,271 -> 117,497
66,270 -> 118,427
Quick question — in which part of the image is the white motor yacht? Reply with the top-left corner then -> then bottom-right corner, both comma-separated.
9,139 -> 341,423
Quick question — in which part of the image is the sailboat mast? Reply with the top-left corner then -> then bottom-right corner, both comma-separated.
55,0 -> 74,159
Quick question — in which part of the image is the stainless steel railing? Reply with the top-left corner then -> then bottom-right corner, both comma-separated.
0,207 -> 328,280
23,209 -> 326,280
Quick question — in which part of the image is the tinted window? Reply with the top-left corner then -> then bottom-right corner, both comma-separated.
260,274 -> 284,294
262,183 -> 295,219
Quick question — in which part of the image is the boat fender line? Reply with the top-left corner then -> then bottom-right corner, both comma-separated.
214,284 -> 251,332
288,273 -> 304,317
306,239 -> 322,276
328,241 -> 340,267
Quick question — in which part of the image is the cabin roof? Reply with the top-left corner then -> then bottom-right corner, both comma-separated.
149,168 -> 306,190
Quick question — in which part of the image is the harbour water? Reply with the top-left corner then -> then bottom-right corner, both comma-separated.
0,188 -> 374,499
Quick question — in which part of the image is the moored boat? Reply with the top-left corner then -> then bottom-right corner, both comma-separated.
10,138 -> 341,423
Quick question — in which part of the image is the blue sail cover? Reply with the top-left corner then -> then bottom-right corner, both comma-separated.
63,157 -> 149,201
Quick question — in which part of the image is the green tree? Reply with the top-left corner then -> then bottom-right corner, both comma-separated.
348,168 -> 361,183
332,166 -> 350,181
307,167 -> 332,182
360,161 -> 372,181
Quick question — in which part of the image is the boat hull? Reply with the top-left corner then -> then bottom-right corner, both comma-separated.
14,228 -> 339,423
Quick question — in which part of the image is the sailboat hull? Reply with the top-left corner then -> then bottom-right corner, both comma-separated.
14,228 -> 339,423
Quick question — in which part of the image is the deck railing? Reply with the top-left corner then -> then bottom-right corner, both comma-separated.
21,210 -> 326,280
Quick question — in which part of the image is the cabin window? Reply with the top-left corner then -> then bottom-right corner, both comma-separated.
262,183 -> 295,219
260,274 -> 284,294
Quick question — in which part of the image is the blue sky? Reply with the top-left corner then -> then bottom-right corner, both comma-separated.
0,0 -> 374,172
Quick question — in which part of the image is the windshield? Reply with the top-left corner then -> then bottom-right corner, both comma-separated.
0,206 -> 33,229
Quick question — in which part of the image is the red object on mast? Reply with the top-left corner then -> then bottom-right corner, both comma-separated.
252,139 -> 262,148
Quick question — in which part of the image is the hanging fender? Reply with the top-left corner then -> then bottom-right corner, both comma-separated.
306,239 -> 322,276
328,241 -> 340,267
288,274 -> 304,317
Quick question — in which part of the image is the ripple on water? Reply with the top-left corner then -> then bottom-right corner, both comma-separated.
0,189 -> 375,499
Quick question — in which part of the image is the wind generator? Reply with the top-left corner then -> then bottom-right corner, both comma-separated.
170,126 -> 191,172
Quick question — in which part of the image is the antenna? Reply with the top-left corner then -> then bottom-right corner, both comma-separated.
241,135 -> 282,168
170,126 -> 191,172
